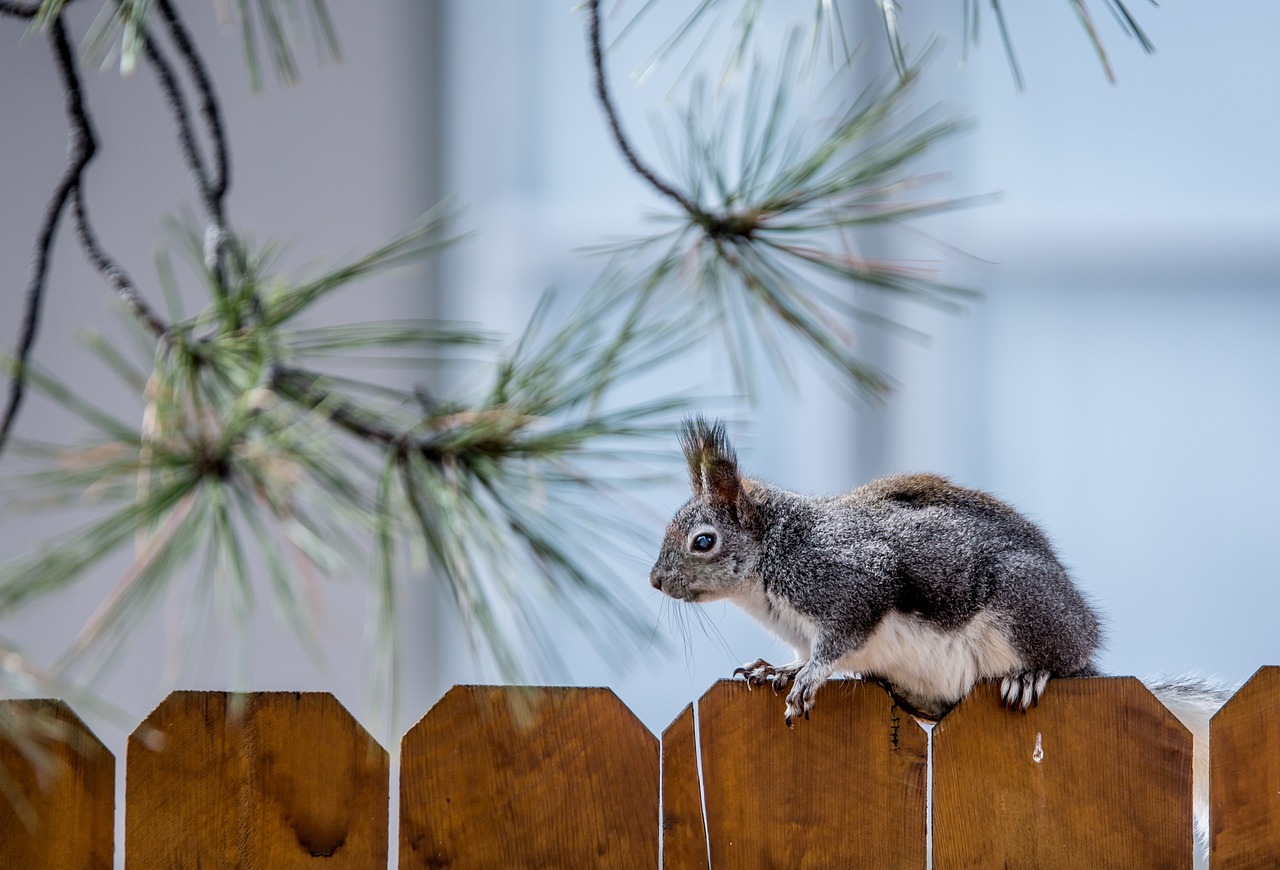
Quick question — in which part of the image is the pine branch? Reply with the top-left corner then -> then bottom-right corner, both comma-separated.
135,1 -> 227,231
0,12 -> 169,460
122,0 -> 240,309
585,0 -> 701,217
69,186 -> 169,339
155,0 -> 229,204
589,35 -> 975,401
1,202 -> 682,690
1,0 -> 231,458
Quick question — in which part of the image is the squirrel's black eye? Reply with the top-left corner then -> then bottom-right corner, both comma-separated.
691,532 -> 716,553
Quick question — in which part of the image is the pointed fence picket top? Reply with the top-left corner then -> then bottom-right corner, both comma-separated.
399,685 -> 659,869
660,702 -> 708,869
0,699 -> 114,870
690,678 -> 928,868
933,677 -> 1192,868
1211,665 -> 1280,865
125,691 -> 388,868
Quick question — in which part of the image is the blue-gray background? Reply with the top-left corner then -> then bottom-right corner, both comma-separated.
2,2 -> 1277,864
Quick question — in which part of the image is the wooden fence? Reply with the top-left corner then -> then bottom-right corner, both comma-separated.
1,669 -> 1277,868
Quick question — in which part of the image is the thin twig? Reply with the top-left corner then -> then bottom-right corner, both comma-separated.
272,365 -> 465,466
155,0 -> 229,204
0,14 -> 166,458
142,0 -> 245,317
273,366 -> 402,447
44,18 -> 170,338
0,1 -> 39,17
134,19 -> 239,309
135,11 -> 223,228
585,0 -> 701,216
69,186 -> 169,337
0,23 -> 83,452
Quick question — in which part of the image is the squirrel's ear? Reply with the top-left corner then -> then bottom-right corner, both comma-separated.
680,417 -> 732,498
701,446 -> 765,537
680,416 -> 736,499
679,417 -> 764,535
703,455 -> 742,509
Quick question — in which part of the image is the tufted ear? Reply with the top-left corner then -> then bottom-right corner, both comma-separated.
679,417 -> 760,532
680,416 -> 736,501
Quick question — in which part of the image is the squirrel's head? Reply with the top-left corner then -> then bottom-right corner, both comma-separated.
649,417 -> 764,602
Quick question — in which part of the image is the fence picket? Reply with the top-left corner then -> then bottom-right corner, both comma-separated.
0,700 -> 114,870
398,685 -> 659,869
692,678 -> 928,868
660,702 -> 708,869
124,691 -> 388,868
933,677 -> 1192,868
1211,665 -> 1280,866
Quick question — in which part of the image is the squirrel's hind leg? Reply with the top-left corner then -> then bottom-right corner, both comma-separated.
999,670 -> 1052,711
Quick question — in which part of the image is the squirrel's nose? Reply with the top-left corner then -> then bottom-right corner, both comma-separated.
649,570 -> 664,591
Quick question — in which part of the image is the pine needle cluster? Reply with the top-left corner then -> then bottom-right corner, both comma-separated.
596,35 -> 973,398
1,212 -> 685,711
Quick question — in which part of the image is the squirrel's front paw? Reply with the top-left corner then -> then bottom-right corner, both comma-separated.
783,679 -> 818,727
733,658 -> 803,693
1000,670 -> 1051,711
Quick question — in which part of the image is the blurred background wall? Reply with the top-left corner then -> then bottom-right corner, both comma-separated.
431,0 -> 1280,733
2,1 -> 1278,863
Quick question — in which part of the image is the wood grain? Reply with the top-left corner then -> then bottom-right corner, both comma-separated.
125,691 -> 388,868
933,676 -> 1192,869
694,678 -> 928,869
1211,665 -> 1280,866
398,685 -> 659,869
660,702 -> 708,869
0,699 -> 114,870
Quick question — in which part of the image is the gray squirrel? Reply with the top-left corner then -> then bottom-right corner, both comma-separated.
649,416 -> 1230,846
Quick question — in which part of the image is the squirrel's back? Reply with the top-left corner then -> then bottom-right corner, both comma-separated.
845,473 -> 1102,680
851,473 -> 1033,523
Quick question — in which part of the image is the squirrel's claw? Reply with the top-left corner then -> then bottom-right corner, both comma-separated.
1000,670 -> 1052,712
733,658 -> 771,684
784,678 -> 818,725
734,658 -> 803,693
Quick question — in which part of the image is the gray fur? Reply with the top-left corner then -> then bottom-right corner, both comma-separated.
651,418 -> 1101,719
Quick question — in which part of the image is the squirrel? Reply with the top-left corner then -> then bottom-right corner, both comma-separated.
649,416 -> 1230,847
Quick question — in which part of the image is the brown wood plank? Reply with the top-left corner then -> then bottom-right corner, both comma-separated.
125,691 -> 388,868
1211,665 -> 1280,866
933,676 -> 1192,869
660,702 -> 708,869
0,699 -> 114,870
399,685 -> 658,869
695,678 -> 928,868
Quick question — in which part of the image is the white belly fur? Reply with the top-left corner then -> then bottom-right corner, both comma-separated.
732,585 -> 818,655
839,610 -> 1026,708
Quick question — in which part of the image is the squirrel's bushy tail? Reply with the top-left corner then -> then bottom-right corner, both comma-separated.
1145,674 -> 1234,854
